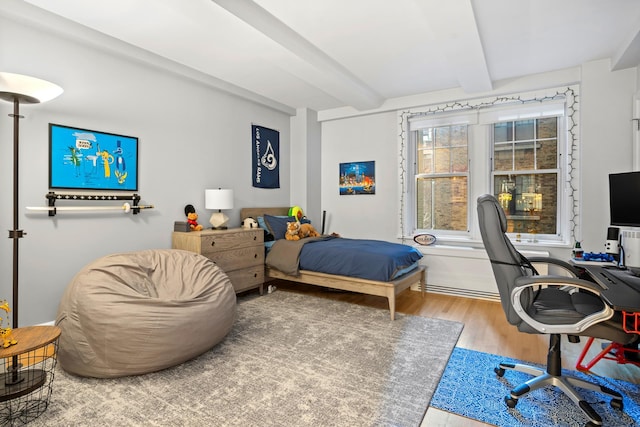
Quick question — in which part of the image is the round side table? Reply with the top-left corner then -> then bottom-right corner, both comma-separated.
0,325 -> 61,425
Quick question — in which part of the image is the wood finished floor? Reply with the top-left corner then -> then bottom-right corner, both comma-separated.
268,280 -> 640,427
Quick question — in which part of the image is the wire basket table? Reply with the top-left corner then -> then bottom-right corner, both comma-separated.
0,326 -> 61,426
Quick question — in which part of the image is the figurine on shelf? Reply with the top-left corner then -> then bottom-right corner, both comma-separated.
0,300 -> 17,348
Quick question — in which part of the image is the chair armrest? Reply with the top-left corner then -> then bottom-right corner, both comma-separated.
527,257 -> 581,277
511,276 -> 614,334
514,275 -> 605,294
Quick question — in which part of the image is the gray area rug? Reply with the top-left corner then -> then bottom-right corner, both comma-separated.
30,291 -> 463,427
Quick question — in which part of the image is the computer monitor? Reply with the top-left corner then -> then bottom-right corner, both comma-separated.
609,171 -> 640,272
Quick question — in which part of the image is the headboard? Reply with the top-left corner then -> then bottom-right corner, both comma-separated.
240,207 -> 290,222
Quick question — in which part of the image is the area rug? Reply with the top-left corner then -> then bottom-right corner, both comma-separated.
28,291 -> 463,427
431,347 -> 640,426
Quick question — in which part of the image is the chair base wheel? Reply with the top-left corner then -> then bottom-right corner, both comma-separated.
494,367 -> 505,377
610,399 -> 623,410
504,396 -> 518,408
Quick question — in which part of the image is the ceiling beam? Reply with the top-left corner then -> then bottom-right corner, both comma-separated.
416,0 -> 492,93
612,23 -> 640,71
211,0 -> 384,110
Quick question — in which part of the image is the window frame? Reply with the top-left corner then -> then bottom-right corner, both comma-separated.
414,125 -> 470,233
489,115 -> 564,242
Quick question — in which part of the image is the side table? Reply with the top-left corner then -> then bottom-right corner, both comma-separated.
0,325 -> 61,425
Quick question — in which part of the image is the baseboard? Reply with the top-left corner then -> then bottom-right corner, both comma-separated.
37,320 -> 55,326
411,284 -> 500,302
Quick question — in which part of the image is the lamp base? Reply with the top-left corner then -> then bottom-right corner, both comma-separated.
209,212 -> 229,229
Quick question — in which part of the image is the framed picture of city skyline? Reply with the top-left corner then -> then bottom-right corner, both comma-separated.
339,160 -> 375,195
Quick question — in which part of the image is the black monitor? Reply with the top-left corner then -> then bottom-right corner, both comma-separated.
609,171 -> 640,227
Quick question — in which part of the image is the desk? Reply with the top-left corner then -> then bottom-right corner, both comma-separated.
579,264 -> 640,312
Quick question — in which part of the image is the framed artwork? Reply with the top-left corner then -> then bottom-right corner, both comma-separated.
339,160 -> 375,195
49,123 -> 139,191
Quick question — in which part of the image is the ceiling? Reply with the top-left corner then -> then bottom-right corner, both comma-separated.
8,0 -> 640,114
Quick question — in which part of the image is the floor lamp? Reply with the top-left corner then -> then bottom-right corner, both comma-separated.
0,72 -> 63,330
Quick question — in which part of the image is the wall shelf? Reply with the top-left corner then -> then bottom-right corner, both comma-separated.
26,192 -> 154,216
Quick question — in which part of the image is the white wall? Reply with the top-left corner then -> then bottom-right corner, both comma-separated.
290,108 -> 322,225
0,16 -> 292,325
321,112 -> 399,239
580,60 -> 637,251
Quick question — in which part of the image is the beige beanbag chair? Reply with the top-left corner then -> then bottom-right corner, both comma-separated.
56,249 -> 236,378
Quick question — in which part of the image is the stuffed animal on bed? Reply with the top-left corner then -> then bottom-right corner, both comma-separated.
299,223 -> 320,238
285,221 -> 320,240
184,204 -> 203,231
285,221 -> 301,240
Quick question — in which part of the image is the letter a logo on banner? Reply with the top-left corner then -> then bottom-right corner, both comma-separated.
252,125 -> 280,189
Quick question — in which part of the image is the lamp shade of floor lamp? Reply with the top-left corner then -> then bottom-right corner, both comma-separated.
205,188 -> 234,229
0,72 -> 63,329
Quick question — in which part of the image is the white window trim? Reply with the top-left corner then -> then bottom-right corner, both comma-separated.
397,85 -> 580,248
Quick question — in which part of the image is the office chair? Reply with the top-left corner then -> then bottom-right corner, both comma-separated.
477,194 -> 636,427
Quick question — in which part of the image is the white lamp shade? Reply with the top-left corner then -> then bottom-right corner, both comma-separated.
205,189 -> 234,210
0,72 -> 63,104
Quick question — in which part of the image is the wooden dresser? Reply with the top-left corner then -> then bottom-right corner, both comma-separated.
172,228 -> 264,294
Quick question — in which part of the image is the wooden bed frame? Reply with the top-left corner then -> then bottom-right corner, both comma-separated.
240,207 -> 426,320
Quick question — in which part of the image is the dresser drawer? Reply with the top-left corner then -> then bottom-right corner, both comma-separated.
226,265 -> 265,293
172,228 -> 265,295
201,230 -> 263,255
208,246 -> 264,271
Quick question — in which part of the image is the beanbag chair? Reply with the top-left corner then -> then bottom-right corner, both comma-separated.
56,249 -> 236,378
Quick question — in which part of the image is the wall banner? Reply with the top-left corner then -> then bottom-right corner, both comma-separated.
252,125 -> 280,189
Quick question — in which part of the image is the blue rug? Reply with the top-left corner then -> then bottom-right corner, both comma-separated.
431,347 -> 640,426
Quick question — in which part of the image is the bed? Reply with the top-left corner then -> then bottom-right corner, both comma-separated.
240,207 -> 426,320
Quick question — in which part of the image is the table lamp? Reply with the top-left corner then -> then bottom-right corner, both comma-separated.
205,188 -> 234,229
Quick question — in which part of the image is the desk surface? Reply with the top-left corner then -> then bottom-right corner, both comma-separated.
581,265 -> 640,312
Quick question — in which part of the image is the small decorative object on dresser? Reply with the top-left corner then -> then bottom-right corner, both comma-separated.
172,228 -> 265,294
184,204 -> 203,231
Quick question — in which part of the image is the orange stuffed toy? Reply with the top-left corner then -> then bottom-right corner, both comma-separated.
285,221 -> 320,240
184,204 -> 203,231
299,223 -> 320,238
285,221 -> 301,240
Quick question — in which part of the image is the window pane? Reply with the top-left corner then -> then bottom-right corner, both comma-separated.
536,138 -> 557,169
493,142 -> 513,171
434,147 -> 451,173
434,127 -> 450,147
514,140 -> 534,170
450,126 -> 468,172
515,119 -> 534,141
416,176 -> 467,231
537,117 -> 557,139
451,146 -> 468,172
493,122 -> 511,143
494,173 -> 557,235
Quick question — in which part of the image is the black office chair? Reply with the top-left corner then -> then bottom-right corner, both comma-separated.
477,194 -> 636,427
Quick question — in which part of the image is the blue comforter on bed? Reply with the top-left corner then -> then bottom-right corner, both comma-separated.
298,237 -> 422,282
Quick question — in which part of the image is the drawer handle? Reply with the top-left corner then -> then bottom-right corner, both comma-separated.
253,236 -> 257,241
210,241 -> 215,247
254,254 -> 258,258
254,273 -> 258,278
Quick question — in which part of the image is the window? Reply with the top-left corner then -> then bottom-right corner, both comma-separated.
492,117 -> 559,238
415,125 -> 468,231
406,97 -> 569,244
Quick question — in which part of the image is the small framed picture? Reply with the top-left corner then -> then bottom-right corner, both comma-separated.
339,161 -> 375,195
